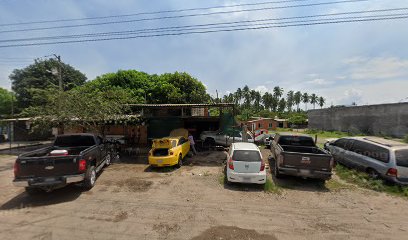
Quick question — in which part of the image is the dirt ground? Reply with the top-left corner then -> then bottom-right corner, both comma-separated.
0,149 -> 407,240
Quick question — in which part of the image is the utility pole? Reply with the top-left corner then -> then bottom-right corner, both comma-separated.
53,54 -> 63,91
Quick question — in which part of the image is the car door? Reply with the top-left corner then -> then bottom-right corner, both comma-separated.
346,140 -> 381,171
329,139 -> 349,164
215,132 -> 227,145
395,149 -> 408,181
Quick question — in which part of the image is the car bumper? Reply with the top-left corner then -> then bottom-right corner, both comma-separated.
149,156 -> 178,167
227,171 -> 267,184
278,167 -> 332,180
383,176 -> 408,186
13,174 -> 85,187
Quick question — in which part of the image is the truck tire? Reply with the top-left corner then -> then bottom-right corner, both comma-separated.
205,138 -> 216,146
273,161 -> 282,179
105,154 -> 111,167
83,166 -> 96,190
176,154 -> 183,168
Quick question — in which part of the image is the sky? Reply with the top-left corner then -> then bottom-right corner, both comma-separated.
0,0 -> 407,107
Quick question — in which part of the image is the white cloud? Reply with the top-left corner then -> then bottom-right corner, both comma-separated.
345,56 -> 408,80
254,85 -> 268,94
307,78 -> 331,85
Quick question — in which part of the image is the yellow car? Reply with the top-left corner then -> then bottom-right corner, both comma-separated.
148,129 -> 190,167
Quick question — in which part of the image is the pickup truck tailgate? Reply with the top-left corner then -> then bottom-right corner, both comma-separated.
282,152 -> 332,170
17,157 -> 79,178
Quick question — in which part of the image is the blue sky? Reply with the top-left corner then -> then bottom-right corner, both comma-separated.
0,0 -> 407,106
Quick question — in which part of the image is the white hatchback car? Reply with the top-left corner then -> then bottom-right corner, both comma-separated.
226,142 -> 266,185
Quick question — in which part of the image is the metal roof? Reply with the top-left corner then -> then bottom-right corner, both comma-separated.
126,103 -> 234,108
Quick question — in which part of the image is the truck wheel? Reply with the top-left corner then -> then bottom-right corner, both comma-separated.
176,155 -> 183,168
83,166 -> 96,190
25,187 -> 43,195
105,154 -> 111,167
205,138 -> 215,146
273,162 -> 282,179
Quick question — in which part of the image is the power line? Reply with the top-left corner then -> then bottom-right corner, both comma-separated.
0,15 -> 406,48
1,7 -> 406,43
0,0 -> 368,34
0,0 -> 312,27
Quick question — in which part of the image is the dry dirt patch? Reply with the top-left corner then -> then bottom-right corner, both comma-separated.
115,178 -> 153,192
191,226 -> 277,240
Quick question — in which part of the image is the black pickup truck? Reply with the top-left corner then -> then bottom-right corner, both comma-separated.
13,133 -> 112,194
270,133 -> 334,181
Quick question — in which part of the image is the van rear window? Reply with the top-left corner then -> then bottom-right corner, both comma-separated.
232,150 -> 262,162
396,150 -> 408,167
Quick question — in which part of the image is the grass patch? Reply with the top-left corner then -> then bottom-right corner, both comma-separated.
325,178 -> 351,191
218,173 -> 227,185
404,135 -> 408,144
335,164 -> 408,198
264,178 -> 282,194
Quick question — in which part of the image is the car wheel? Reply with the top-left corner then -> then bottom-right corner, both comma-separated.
83,166 -> 97,190
205,138 -> 216,146
176,155 -> 183,168
25,187 -> 43,195
367,168 -> 380,180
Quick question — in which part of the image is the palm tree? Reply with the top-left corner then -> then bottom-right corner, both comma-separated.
278,98 -> 286,113
310,93 -> 318,109
250,89 -> 257,108
286,90 -> 294,112
294,91 -> 302,112
302,92 -> 309,110
318,96 -> 326,109
273,86 -> 284,99
235,88 -> 242,106
254,91 -> 262,111
242,85 -> 250,109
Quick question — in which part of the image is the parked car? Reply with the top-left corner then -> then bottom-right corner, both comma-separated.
270,133 -> 333,180
148,128 -> 190,167
325,137 -> 408,185
264,133 -> 276,149
13,134 -> 112,194
200,130 -> 254,146
226,142 -> 266,184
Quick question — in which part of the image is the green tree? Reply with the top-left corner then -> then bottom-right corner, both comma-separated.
273,86 -> 283,99
24,88 -> 133,134
302,93 -> 309,110
242,85 -> 251,109
294,91 -> 302,112
318,96 -> 326,109
83,70 -> 209,104
288,112 -> 308,125
286,91 -> 295,112
310,94 -> 318,109
0,88 -> 14,115
10,58 -> 87,110
278,98 -> 286,113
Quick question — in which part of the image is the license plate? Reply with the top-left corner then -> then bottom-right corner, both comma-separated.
243,177 -> 251,181
300,169 -> 310,175
157,160 -> 163,164
44,178 -> 55,182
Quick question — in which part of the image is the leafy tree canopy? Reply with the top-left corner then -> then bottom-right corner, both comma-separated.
81,70 -> 210,104
10,58 -> 87,110
0,87 -> 14,116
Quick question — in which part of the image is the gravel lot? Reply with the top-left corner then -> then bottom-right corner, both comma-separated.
0,149 -> 407,240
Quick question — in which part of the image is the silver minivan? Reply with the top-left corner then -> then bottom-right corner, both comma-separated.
326,137 -> 408,185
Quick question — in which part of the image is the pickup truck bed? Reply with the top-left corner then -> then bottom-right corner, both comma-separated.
271,133 -> 333,180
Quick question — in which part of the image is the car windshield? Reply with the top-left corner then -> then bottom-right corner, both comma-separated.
54,135 -> 95,147
396,150 -> 408,167
232,150 -> 262,162
278,136 -> 315,147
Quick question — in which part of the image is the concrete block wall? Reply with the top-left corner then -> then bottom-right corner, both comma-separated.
308,102 -> 408,138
